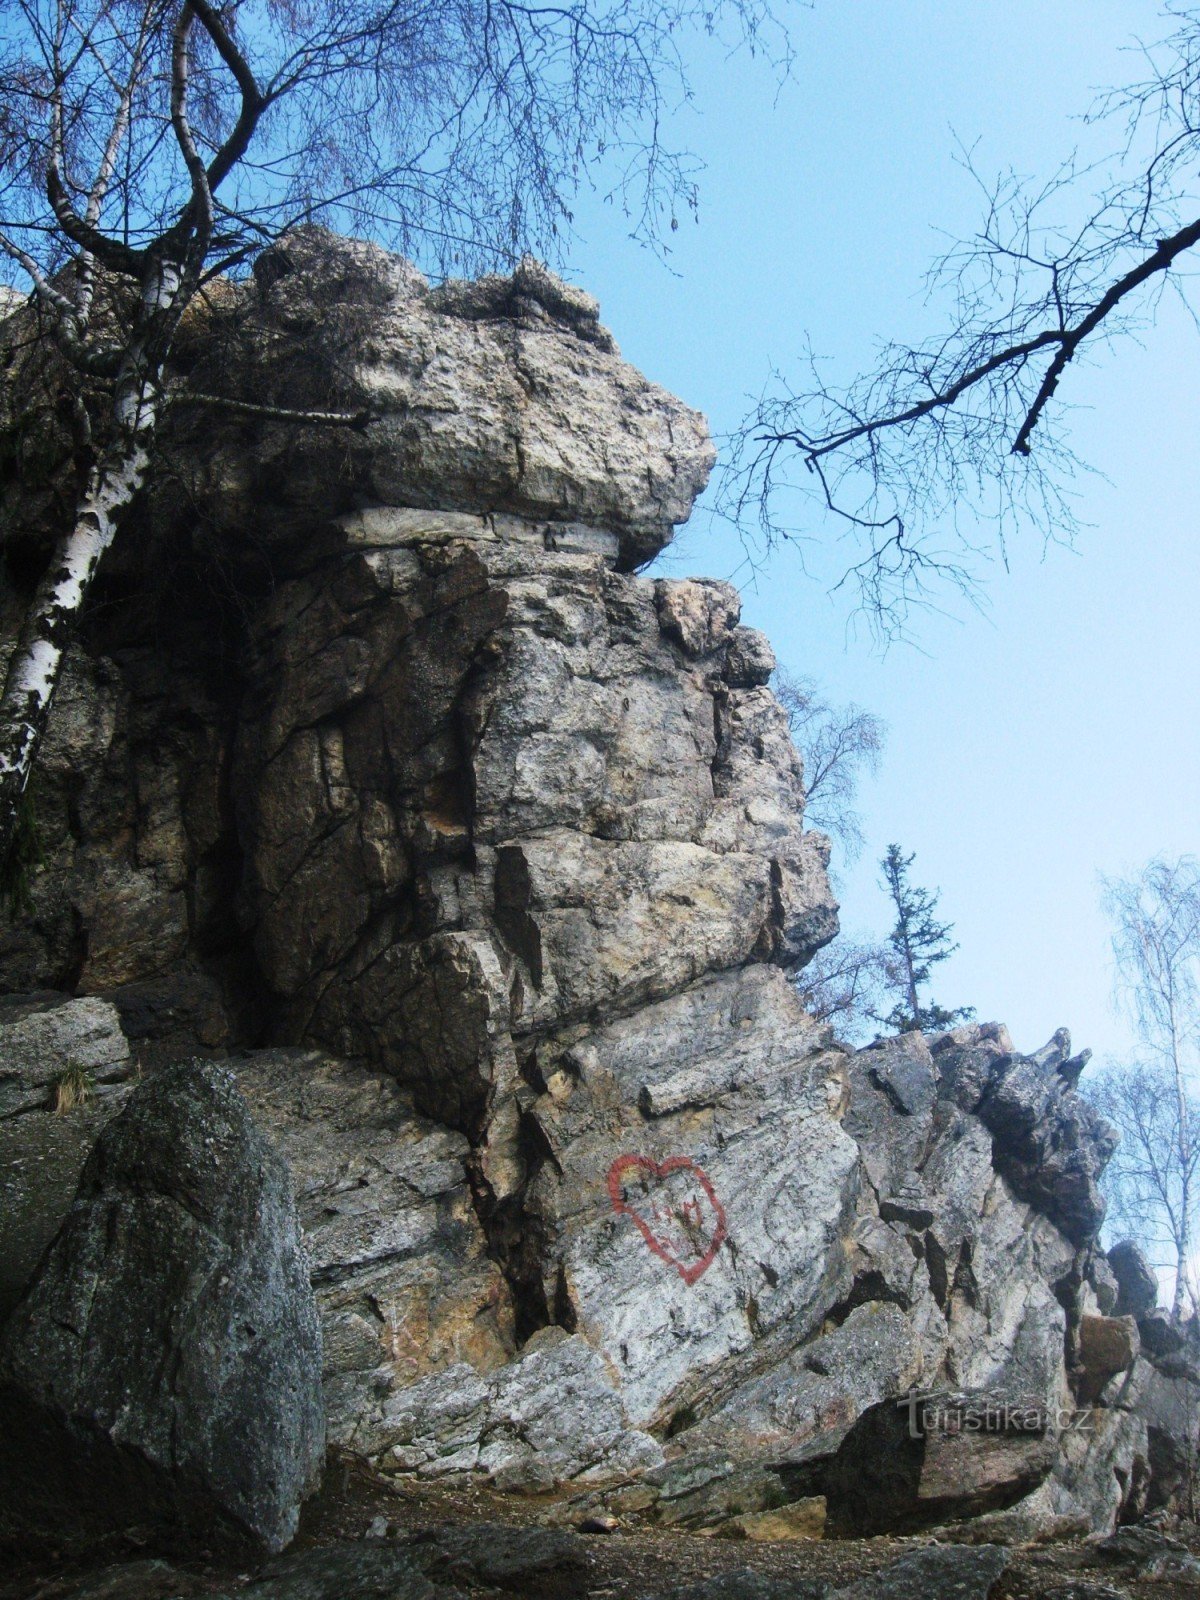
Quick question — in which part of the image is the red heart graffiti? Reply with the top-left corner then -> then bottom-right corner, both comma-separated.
607,1154 -> 728,1285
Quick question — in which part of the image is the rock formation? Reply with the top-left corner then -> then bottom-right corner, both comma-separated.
1,232 -> 1197,1554
0,1061 -> 325,1553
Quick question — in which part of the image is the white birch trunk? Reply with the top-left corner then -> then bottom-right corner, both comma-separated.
0,248 -> 182,865
1173,1034 -> 1193,1321
0,397 -> 156,863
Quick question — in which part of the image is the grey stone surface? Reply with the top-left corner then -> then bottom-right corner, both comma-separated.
0,625 -> 240,1058
369,1327 -> 663,1483
0,1083 -> 132,1325
684,1301 -> 931,1462
0,1061 -> 325,1553
229,500 -> 838,1078
406,1522 -> 586,1589
976,1036 -> 1117,1247
0,234 -> 718,1049
979,1394 -> 1151,1541
1107,1241 -> 1159,1317
1129,1352 -> 1200,1510
0,990 -> 1127,1539
183,231 -> 715,571
830,1544 -> 1009,1600
0,995 -> 131,1117
226,1049 -> 515,1453
1089,1253 -> 1121,1316
723,627 -> 777,688
1093,1523 -> 1198,1578
518,968 -> 860,1432
813,1390 -> 1056,1538
1137,1306 -> 1185,1361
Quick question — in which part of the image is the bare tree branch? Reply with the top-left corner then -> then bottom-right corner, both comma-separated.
1095,855 -> 1200,1318
774,667 -> 885,867
170,388 -> 371,427
721,7 -> 1200,633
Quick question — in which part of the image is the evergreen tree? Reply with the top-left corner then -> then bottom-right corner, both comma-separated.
878,844 -> 974,1033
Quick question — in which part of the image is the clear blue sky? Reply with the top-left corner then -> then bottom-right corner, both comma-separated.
566,0 -> 1200,1065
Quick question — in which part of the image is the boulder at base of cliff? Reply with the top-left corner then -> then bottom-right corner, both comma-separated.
0,1061 -> 325,1554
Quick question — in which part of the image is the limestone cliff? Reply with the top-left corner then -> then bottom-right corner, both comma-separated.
0,233 -> 1194,1546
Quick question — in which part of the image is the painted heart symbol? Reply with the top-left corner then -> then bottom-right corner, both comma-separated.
607,1154 -> 728,1285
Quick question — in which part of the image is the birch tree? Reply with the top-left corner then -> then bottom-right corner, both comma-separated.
773,668 -> 885,867
1098,855 -> 1200,1319
0,0 -> 790,865
793,935 -> 898,1044
776,669 -> 891,1040
1092,1059 -> 1200,1321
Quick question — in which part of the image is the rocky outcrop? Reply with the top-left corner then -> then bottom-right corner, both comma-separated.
0,233 -> 1191,1550
0,229 -> 717,1055
232,516 -> 833,1098
0,1062 -> 325,1553
183,239 -> 716,572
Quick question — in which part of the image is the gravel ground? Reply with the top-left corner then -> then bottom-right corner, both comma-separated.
5,1457 -> 1200,1600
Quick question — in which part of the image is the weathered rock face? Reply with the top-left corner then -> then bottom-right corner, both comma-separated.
0,229 -> 718,1056
0,233 -> 1189,1547
226,1049 -> 516,1457
0,994 -> 132,1118
0,1062 -> 325,1553
233,513 -> 835,1108
184,241 -> 716,571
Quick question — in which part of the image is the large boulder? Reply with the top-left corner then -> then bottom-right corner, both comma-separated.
829,1544 -> 1010,1600
0,1061 -> 325,1553
1107,1241 -> 1159,1317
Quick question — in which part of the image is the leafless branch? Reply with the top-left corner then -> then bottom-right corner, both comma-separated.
1092,855 -> 1200,1318
721,7 -> 1200,633
170,389 -> 371,428
774,667 -> 885,867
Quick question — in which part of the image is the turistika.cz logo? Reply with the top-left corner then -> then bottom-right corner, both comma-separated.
898,1391 -> 1094,1439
